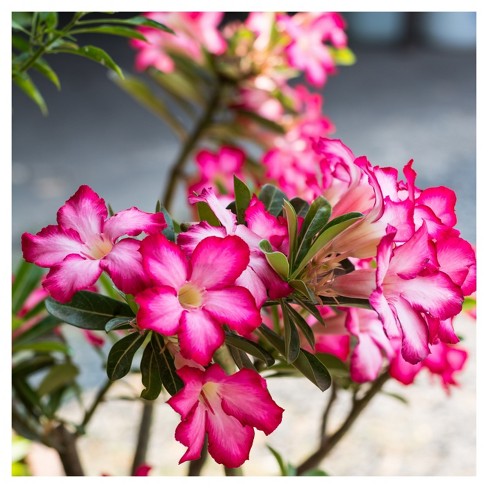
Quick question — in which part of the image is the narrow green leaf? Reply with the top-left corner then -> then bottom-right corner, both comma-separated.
140,342 -> 162,400
70,25 -> 148,41
224,332 -> 275,367
13,341 -> 69,355
233,175 -> 252,224
111,73 -> 187,138
292,212 -> 363,278
293,296 -> 325,325
37,363 -> 79,397
330,47 -> 356,66
289,279 -> 315,301
106,332 -> 146,381
38,12 -> 58,31
104,317 -> 132,332
161,207 -> 176,242
259,240 -> 290,279
151,334 -> 183,395
33,58 -> 61,90
380,391 -> 409,405
122,16 -> 174,34
151,69 -> 204,107
283,200 -> 298,262
303,469 -> 329,476
266,445 -> 291,476
283,302 -> 315,350
295,196 -> 331,265
282,302 -> 300,363
258,184 -> 289,216
227,344 -> 256,371
46,291 -> 134,331
12,260 -> 44,315
258,326 -> 331,391
12,355 -> 55,377
236,109 -> 286,134
13,72 -> 47,115
196,201 -> 221,226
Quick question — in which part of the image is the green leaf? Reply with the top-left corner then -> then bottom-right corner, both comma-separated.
106,332 -> 146,381
60,45 -> 124,79
13,355 -> 55,377
38,12 -> 58,31
196,201 -> 221,226
140,342 -> 162,400
37,363 -> 79,397
13,72 -> 47,115
235,109 -> 286,134
266,445 -> 296,476
224,332 -> 275,367
330,47 -> 356,66
111,73 -> 187,139
33,58 -> 61,90
303,469 -> 329,476
121,16 -> 174,34
227,344 -> 256,370
233,175 -> 252,224
258,184 -> 289,216
70,25 -> 148,41
283,302 -> 315,350
45,291 -> 135,331
380,391 -> 409,405
259,240 -> 290,279
151,334 -> 183,395
151,68 -> 205,107
283,200 -> 298,262
104,317 -> 132,332
295,196 -> 331,265
315,353 -> 349,376
258,326 -> 331,391
13,341 -> 69,355
289,280 -> 316,302
161,207 -> 176,242
12,260 -> 44,315
292,212 -> 363,278
293,296 -> 325,325
281,302 -> 300,363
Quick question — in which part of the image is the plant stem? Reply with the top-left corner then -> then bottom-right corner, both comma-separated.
295,371 -> 390,475
224,467 -> 243,476
130,401 -> 154,475
79,379 -> 113,431
319,381 -> 337,443
188,438 -> 208,476
161,79 -> 222,211
51,424 -> 85,476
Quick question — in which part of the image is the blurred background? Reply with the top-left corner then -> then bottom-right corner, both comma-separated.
11,12 -> 476,476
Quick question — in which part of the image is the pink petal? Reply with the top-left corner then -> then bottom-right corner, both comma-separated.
219,369 -> 284,435
235,267 -> 267,308
188,188 -> 236,233
369,289 -> 400,339
247,254 -> 292,300
179,309 -> 224,365
389,352 -> 423,385
244,197 -> 286,245
177,221 -> 227,255
43,255 -> 102,302
22,225 -> 84,267
167,367 -> 205,417
332,269 -> 376,299
204,287 -> 262,335
206,401 -> 255,468
350,334 -> 384,383
393,297 -> 430,363
140,234 -> 189,289
174,404 -> 207,464
190,236 -> 250,289
135,286 -> 183,335
56,185 -> 106,242
416,186 -> 457,228
100,238 -> 149,295
102,207 -> 166,241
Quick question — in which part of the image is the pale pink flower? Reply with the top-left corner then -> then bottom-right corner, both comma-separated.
21,185 -> 166,302
168,364 -> 283,467
135,234 -> 261,365
132,12 -> 226,73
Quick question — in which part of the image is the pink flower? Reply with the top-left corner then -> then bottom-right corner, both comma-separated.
21,185 -> 166,302
135,234 -> 261,365
167,364 -> 283,468
132,12 -> 226,73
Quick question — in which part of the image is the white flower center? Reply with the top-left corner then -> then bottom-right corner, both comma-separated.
178,283 -> 203,309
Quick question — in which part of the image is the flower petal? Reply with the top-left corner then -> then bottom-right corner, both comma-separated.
56,185 -> 106,242
43,255 -> 102,302
174,404 -> 207,464
350,334 -> 384,383
190,236 -> 250,289
179,309 -> 224,365
204,287 -> 262,335
101,238 -> 149,295
140,234 -> 189,288
103,207 -> 166,241
167,367 -> 205,417
219,369 -> 284,435
189,188 -> 236,233
177,221 -> 227,255
22,225 -> 84,267
135,286 -> 183,335
235,267 -> 267,308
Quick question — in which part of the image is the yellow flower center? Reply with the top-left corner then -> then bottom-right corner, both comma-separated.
178,283 -> 203,309
88,235 -> 113,260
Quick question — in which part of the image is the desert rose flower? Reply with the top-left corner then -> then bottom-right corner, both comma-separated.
168,364 -> 284,467
21,185 -> 166,302
135,234 -> 261,365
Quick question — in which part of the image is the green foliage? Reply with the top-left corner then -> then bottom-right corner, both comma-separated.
11,12 -> 171,114
106,331 -> 146,381
258,184 -> 289,217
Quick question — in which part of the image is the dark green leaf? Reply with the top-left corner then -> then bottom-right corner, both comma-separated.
303,469 -> 329,476
282,303 -> 300,363
13,355 -> 55,377
33,58 -> 61,90
140,342 -> 162,400
315,353 -> 349,375
122,16 -> 174,34
233,175 -> 252,224
45,291 -> 135,331
38,12 -> 58,31
258,326 -> 331,391
283,200 -> 298,262
283,302 -> 315,349
236,109 -> 286,134
258,184 -> 289,216
289,280 -> 315,301
13,378 -> 45,418
107,332 -> 146,381
12,260 -> 44,315
293,296 -> 325,325
227,344 -> 256,371
58,45 -> 124,79
13,72 -> 47,115
37,363 -> 79,397
151,334 -> 183,395
70,25 -> 148,41
295,196 -> 331,265
161,206 -> 176,242
105,317 -> 132,332
224,332 -> 275,367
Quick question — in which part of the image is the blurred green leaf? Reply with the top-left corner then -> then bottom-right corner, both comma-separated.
282,302 -> 300,363
13,355 -> 55,377
233,175 -> 252,224
33,58 -> 61,90
161,206 -> 176,242
283,302 -> 315,350
38,12 -> 58,31
12,72 -> 48,115
12,260 -> 44,316
140,341 -> 162,400
70,25 -> 148,41
37,363 -> 79,397
330,47 -> 356,66
266,445 -> 297,476
45,291 -> 135,331
236,109 -> 286,134
107,332 -> 146,381
258,184 -> 288,217
293,296 -> 325,325
13,341 -> 69,355
119,16 -> 174,34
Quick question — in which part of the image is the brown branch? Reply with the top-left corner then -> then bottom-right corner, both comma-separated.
130,401 -> 155,475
